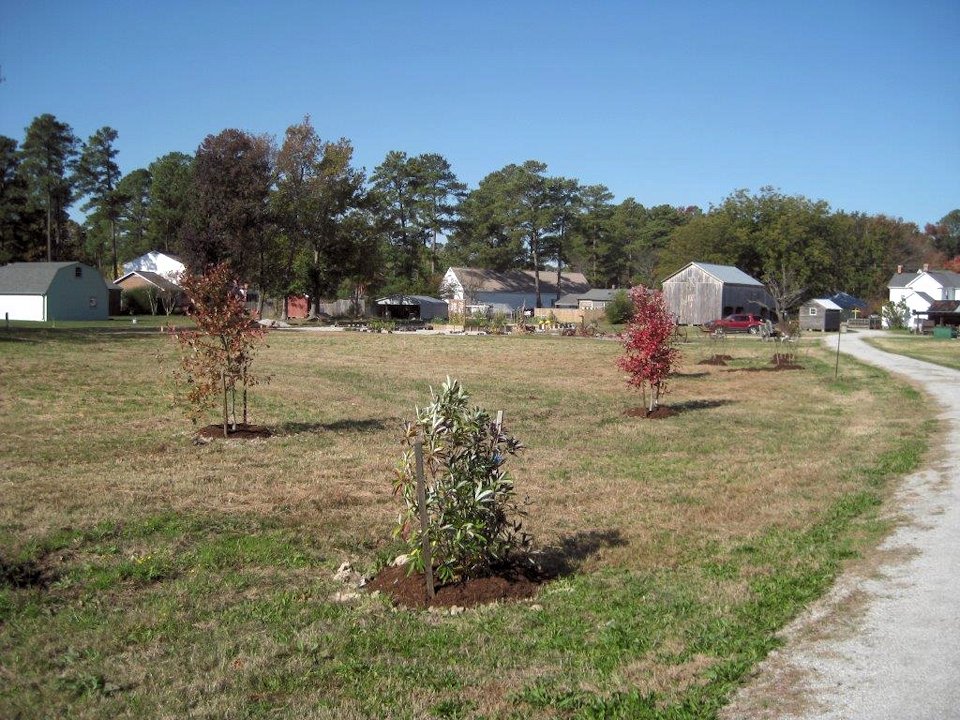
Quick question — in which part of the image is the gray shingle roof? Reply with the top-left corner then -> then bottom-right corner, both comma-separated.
449,267 -> 590,295
888,272 -> 920,287
691,262 -> 764,286
0,262 -> 78,294
923,270 -> 960,287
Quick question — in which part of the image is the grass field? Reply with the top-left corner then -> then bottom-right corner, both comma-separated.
863,332 -> 960,370
0,328 -> 931,719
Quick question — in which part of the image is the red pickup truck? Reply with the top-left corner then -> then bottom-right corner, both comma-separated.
702,313 -> 765,334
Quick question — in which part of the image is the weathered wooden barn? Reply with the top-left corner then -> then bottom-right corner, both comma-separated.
799,298 -> 841,332
661,262 -> 773,326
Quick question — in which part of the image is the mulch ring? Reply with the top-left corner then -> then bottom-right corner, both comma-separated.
624,406 -> 679,419
195,423 -> 273,441
365,559 -> 550,609
698,354 -> 734,366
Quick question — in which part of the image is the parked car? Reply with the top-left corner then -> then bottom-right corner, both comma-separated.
702,313 -> 766,334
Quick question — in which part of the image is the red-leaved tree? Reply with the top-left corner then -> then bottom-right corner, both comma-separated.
173,263 -> 267,436
617,286 -> 681,413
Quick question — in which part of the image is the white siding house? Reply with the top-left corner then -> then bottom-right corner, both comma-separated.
886,266 -> 960,328
0,262 -> 110,321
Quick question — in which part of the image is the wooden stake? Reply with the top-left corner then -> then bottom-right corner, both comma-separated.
414,440 -> 434,600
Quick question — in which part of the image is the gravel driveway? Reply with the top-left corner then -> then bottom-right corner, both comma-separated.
722,330 -> 960,720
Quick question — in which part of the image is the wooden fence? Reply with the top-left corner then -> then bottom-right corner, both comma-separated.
533,308 -> 606,325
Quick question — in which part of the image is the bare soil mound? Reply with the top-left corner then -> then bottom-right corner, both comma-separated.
366,560 -> 548,609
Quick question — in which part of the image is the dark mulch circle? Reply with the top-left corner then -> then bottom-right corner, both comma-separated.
698,354 -> 734,366
196,423 -> 273,440
365,560 -> 549,609
625,406 -> 678,419
741,363 -> 804,371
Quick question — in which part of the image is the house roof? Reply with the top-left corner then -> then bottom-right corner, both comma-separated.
929,300 -> 960,313
115,271 -> 181,293
888,272 -> 919,288
808,298 -> 842,310
0,261 -> 80,295
554,293 -> 580,307
671,262 -> 764,286
448,267 -> 590,296
826,291 -> 867,310
911,291 -> 936,304
889,269 -> 960,288
921,270 -> 960,287
580,288 -> 620,302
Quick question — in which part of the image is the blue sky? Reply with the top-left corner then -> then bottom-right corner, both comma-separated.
1,0 -> 957,226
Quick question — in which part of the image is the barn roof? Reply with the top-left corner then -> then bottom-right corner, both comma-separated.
692,262 -> 764,286
664,262 -> 764,287
0,262 -> 80,295
929,300 -> 960,313
447,267 -> 590,295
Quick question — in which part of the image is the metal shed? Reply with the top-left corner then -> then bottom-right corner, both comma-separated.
799,299 -> 841,331
374,295 -> 449,321
661,262 -> 774,326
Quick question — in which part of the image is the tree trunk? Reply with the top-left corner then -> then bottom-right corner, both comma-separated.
531,233 -> 542,308
221,371 -> 228,437
110,218 -> 118,280
46,201 -> 52,262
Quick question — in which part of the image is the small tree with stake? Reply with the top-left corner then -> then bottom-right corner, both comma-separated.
172,263 -> 267,437
617,286 -> 681,414
393,378 -> 529,586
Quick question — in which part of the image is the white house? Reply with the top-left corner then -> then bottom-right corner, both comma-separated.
0,262 -> 109,321
886,265 -> 960,328
119,251 -> 185,283
441,267 -> 591,313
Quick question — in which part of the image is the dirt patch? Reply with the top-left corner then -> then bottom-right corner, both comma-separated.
698,354 -> 734,366
196,423 -> 273,440
625,406 -> 679,419
366,559 -> 549,609
0,558 -> 52,589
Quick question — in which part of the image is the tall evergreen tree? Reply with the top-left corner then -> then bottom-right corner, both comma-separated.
19,114 -> 78,261
75,126 -> 124,276
147,152 -> 193,254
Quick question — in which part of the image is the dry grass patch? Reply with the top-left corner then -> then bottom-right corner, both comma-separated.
0,330 -> 932,718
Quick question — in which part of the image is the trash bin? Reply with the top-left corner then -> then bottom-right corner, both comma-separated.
932,326 -> 955,339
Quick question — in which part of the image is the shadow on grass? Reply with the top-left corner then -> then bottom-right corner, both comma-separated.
669,371 -> 709,379
668,399 -> 736,412
278,418 -> 395,435
536,528 -> 627,577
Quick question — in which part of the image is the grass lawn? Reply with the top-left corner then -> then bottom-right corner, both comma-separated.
0,329 -> 931,719
863,332 -> 960,370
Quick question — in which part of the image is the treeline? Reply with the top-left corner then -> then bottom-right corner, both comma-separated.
2,113 -> 957,313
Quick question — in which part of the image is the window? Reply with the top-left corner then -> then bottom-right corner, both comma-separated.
808,307 -> 818,316
74,266 -> 82,278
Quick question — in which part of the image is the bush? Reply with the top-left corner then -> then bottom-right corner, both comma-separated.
605,290 -> 634,324
881,299 -> 910,330
392,378 -> 530,583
